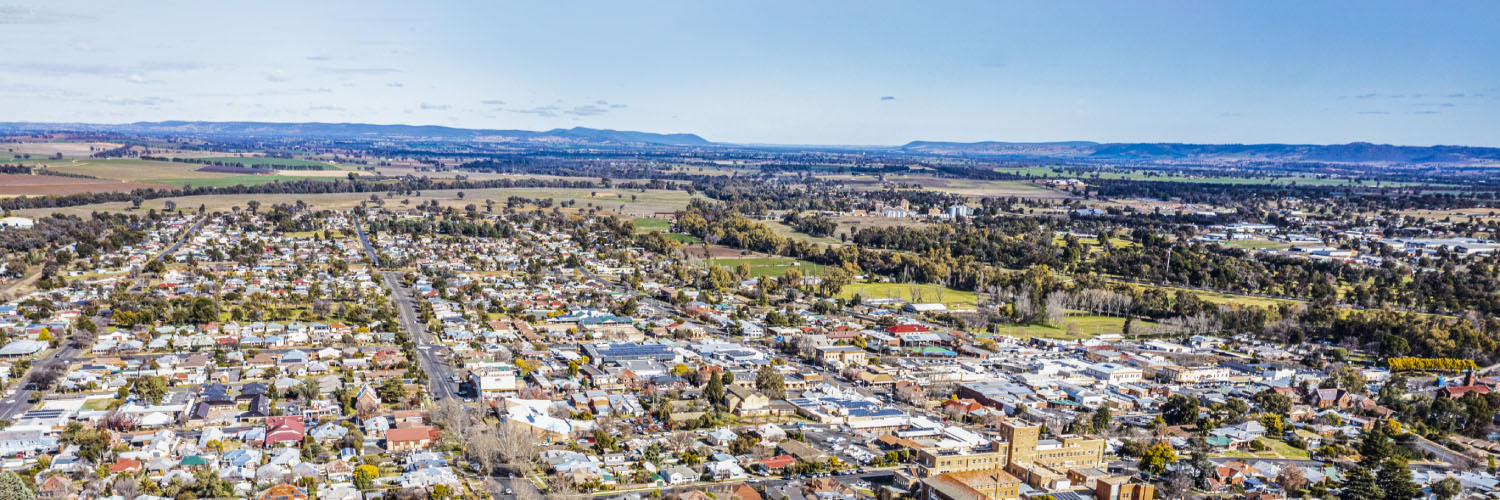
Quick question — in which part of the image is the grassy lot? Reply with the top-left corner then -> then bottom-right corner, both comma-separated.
632,217 -> 672,233
665,233 -> 701,243
711,257 -> 827,279
1217,438 -> 1311,460
82,397 -> 116,410
1123,282 -> 1298,309
994,314 -> 1144,340
196,156 -> 338,170
765,220 -> 845,246
840,282 -> 978,310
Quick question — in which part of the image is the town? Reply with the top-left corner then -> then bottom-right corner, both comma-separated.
1,165 -> 1497,500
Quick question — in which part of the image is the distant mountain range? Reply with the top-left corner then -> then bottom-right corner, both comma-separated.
900,140 -> 1500,164
2,120 -> 1498,164
0,121 -> 714,147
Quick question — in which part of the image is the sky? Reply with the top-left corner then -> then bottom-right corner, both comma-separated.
2,1 -> 1498,146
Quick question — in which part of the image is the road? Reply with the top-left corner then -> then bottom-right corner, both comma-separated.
379,271 -> 458,401
353,215 -> 380,266
150,215 -> 208,263
0,345 -> 78,421
1410,434 -> 1477,469
352,216 -> 457,401
484,465 -> 544,500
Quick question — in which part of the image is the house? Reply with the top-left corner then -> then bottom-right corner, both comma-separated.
386,425 -> 439,453
38,475 -> 72,499
326,460 -> 355,482
265,416 -> 306,447
726,385 -> 771,416
1311,388 -> 1352,409
257,484 -> 309,500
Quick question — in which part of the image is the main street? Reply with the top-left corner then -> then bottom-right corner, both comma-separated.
0,344 -> 77,421
380,272 -> 458,401
354,214 -> 459,402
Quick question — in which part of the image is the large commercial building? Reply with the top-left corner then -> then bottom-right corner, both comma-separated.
997,421 -> 1106,472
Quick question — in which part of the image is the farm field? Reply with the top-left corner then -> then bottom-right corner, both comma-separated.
0,173 -> 166,196
710,257 -> 827,279
43,158 -> 229,181
833,173 -> 1073,199
194,156 -> 339,169
2,141 -> 121,156
144,175 -> 322,188
12,187 -> 701,218
995,166 -> 1445,188
839,282 -> 978,310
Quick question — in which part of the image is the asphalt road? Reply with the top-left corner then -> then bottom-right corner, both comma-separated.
151,216 -> 208,263
379,271 -> 459,401
353,217 -> 458,401
353,216 -> 380,266
0,344 -> 78,421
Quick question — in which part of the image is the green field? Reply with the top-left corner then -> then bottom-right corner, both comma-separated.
144,175 -> 329,188
196,156 -> 338,170
712,257 -> 827,279
665,233 -> 701,243
839,282 -> 978,310
632,217 -> 672,233
994,315 -> 1141,340
46,158 -> 228,181
1222,239 -> 1294,250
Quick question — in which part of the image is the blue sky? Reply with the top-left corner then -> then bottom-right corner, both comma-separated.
2,1 -> 1497,146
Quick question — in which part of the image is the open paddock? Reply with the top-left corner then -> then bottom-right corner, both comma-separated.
0,173 -> 166,196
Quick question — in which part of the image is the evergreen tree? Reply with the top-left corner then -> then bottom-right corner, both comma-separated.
1338,466 -> 1381,500
1377,458 -> 1420,500
0,471 -> 34,500
705,371 -> 725,407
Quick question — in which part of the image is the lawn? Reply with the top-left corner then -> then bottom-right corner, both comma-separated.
82,397 -> 116,410
1217,438 -> 1310,460
711,257 -> 827,279
839,282 -> 978,310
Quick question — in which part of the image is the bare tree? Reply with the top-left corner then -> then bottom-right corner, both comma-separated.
667,431 -> 699,453
114,476 -> 141,499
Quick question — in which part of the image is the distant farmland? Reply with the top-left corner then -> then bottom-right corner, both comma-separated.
194,156 -> 339,170
0,173 -> 165,196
